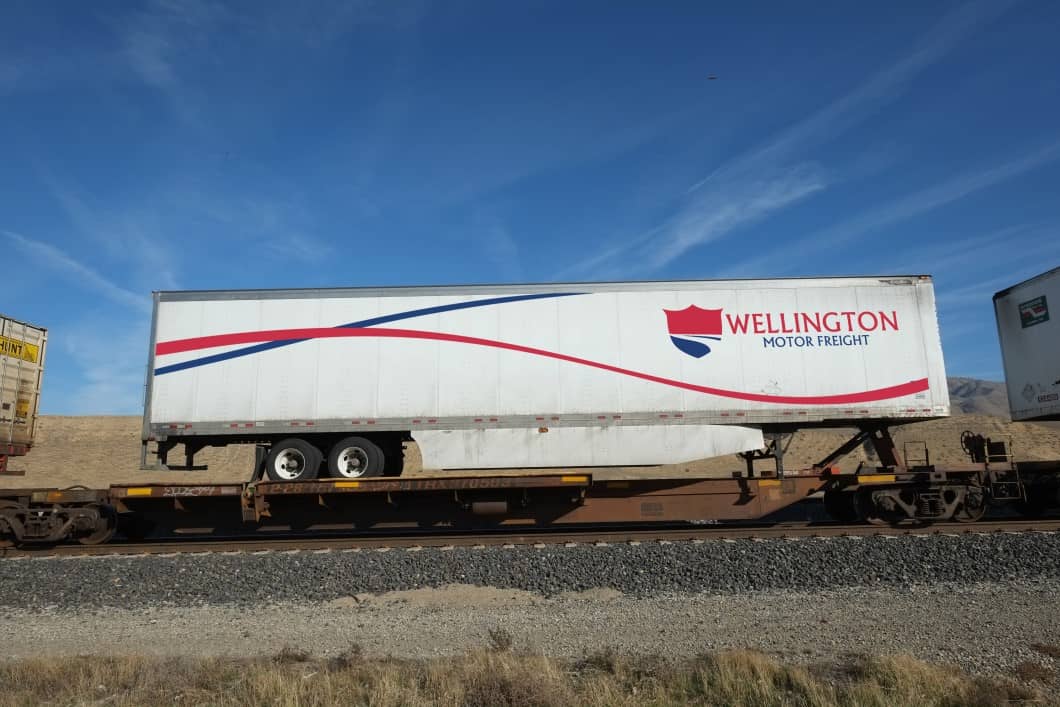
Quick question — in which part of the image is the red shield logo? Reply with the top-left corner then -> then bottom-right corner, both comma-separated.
664,306 -> 723,358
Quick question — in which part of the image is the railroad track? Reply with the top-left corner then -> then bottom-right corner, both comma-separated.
4,517 -> 1059,559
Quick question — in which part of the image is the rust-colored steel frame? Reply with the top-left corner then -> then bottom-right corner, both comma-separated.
1,473 -> 830,542
0,442 -> 31,476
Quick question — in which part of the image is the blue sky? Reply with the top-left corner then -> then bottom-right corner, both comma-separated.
3,0 -> 1059,414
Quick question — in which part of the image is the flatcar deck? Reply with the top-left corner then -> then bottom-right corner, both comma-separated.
1,471 -> 830,544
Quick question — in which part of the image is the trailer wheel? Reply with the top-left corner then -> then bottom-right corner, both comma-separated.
382,440 -> 405,477
265,439 -> 322,482
327,436 -> 384,478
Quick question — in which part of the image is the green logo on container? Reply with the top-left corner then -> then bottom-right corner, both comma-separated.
1019,295 -> 1049,328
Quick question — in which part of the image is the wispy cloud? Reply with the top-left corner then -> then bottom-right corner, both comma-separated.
2,229 -> 150,314
934,234 -> 1060,310
122,0 -> 228,75
645,165 -> 827,271
561,163 -> 827,280
728,0 -> 1015,173
177,190 -> 334,268
115,0 -> 426,103
889,223 -> 1060,329
0,60 -> 22,94
264,233 -> 335,264
874,224 -> 1056,278
123,24 -> 178,90
252,0 -> 428,47
562,0 -> 1012,279
113,0 -> 227,124
476,215 -> 523,282
723,139 -> 1060,277
56,315 -> 152,414
935,271 -> 1035,308
810,140 -> 1060,251
554,225 -> 666,282
36,170 -> 180,290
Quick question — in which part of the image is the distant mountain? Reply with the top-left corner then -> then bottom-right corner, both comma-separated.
947,377 -> 1010,418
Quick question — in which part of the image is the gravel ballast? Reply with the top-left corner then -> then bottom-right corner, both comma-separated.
2,532 -> 1059,610
2,581 -> 1059,677
3,534 -> 1060,676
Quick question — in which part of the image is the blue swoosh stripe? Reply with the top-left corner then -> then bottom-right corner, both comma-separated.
155,291 -> 585,375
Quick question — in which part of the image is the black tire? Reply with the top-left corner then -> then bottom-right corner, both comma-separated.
326,436 -> 385,479
264,438 -> 322,482
382,439 -> 406,477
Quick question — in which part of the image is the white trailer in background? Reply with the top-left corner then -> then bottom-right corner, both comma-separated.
0,315 -> 47,475
994,266 -> 1060,422
141,276 -> 949,480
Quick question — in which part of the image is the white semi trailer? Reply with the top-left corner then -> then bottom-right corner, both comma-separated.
994,266 -> 1060,422
141,276 -> 949,480
0,314 -> 47,475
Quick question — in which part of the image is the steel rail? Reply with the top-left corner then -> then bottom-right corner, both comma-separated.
3,518 -> 1059,559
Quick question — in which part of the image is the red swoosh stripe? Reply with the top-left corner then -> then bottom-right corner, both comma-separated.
156,327 -> 930,405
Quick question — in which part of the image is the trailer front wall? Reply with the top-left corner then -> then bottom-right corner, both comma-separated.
147,277 -> 948,437
995,267 -> 1060,421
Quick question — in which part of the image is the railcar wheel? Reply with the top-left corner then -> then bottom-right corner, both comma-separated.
0,500 -> 19,547
953,485 -> 986,523
823,490 -> 859,522
118,513 -> 155,540
854,488 -> 914,527
1015,478 -> 1059,517
265,439 -> 322,482
327,436 -> 384,478
78,504 -> 117,545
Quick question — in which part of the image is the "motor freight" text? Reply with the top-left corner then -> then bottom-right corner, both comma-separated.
763,334 -> 871,348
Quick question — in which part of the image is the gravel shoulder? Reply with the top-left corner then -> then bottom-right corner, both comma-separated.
3,581 -> 1059,679
3,533 -> 1060,678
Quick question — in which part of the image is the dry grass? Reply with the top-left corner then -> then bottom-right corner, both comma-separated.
487,627 -> 514,652
1014,661 -> 1056,684
1031,643 -> 1060,659
0,649 -> 1053,707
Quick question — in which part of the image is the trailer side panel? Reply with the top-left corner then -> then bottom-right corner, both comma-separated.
146,276 -> 949,440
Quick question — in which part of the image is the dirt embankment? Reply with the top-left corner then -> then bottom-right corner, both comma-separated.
3,414 -> 1059,489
